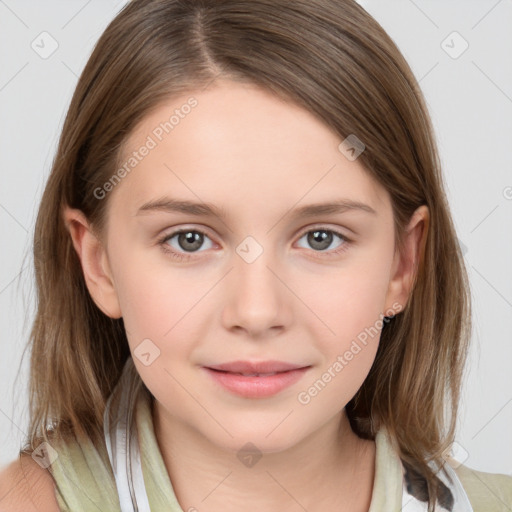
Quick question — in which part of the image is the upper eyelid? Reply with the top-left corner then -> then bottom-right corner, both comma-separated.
297,224 -> 349,236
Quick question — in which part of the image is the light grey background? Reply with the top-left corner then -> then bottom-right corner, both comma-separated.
1,0 -> 511,478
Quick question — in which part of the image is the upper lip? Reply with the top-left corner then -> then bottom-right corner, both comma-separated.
206,360 -> 310,373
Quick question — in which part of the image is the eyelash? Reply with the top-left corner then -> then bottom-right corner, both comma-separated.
157,226 -> 352,262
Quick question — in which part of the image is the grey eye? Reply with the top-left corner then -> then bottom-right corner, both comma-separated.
164,230 -> 214,253
297,229 -> 345,252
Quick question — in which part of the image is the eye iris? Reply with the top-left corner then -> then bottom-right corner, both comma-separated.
178,231 -> 203,252
308,230 -> 332,251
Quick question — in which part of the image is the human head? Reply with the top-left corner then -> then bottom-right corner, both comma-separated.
64,75 -> 425,453
24,1 -> 471,508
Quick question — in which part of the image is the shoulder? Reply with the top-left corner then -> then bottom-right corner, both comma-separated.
453,461 -> 512,511
0,455 -> 60,512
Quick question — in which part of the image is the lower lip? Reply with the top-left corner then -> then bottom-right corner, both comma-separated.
202,367 -> 310,398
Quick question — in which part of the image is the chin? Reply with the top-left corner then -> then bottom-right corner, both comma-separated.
203,420 -> 308,455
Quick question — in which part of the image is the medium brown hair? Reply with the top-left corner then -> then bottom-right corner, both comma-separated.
19,1 -> 471,509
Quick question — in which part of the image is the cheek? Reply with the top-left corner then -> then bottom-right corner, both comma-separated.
305,258 -> 391,339
296,342 -> 377,421
116,272 -> 174,335
299,259 -> 390,393
113,262 -> 197,395
111,249 -> 213,369
109,243 -> 187,345
297,276 -> 385,413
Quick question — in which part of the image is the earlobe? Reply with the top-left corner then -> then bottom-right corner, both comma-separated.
62,206 -> 122,319
385,205 -> 429,313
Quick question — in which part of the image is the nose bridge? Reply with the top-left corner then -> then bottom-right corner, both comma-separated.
222,234 -> 289,334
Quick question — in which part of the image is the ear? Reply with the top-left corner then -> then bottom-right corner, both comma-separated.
62,206 -> 122,319
384,205 -> 429,314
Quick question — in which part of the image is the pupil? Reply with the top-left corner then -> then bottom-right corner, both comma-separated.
309,230 -> 332,251
179,231 -> 203,252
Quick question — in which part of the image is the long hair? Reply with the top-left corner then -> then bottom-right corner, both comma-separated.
19,1 -> 472,509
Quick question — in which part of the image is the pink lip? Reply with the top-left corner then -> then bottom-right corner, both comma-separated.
206,360 -> 307,373
202,362 -> 311,398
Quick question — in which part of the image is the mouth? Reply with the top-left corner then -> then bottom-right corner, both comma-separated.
202,364 -> 312,398
205,360 -> 310,374
207,368 -> 301,377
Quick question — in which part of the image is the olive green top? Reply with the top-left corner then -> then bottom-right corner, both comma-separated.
47,386 -> 512,511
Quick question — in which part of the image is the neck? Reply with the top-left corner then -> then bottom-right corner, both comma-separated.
152,400 -> 376,512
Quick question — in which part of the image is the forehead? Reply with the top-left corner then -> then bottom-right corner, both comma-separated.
109,80 -> 390,219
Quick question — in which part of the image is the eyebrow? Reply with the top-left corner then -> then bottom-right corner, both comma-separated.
135,197 -> 377,219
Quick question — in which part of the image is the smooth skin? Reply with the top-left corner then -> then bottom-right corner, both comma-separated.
0,455 -> 59,511
1,79 -> 428,512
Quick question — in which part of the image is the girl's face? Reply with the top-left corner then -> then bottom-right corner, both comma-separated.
68,79 -> 425,453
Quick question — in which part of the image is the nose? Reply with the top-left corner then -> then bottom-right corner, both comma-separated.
221,249 -> 291,338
